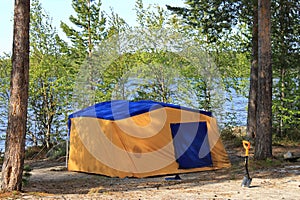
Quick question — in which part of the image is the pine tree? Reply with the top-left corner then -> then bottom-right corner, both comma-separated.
60,0 -> 107,107
255,0 -> 272,159
60,0 -> 107,65
166,0 -> 248,43
1,0 -> 30,191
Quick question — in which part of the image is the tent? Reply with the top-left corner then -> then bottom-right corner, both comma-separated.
68,100 -> 230,178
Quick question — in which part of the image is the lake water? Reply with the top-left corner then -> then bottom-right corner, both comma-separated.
0,93 -> 248,151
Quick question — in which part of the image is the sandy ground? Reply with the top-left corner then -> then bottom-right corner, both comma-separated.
2,144 -> 300,199
22,164 -> 300,200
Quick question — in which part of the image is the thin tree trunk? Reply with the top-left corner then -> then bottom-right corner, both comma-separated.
87,0 -> 94,97
280,67 -> 285,137
278,0 -> 287,138
45,123 -> 51,149
247,0 -> 258,138
255,0 -> 272,160
45,111 -> 54,148
1,0 -> 30,191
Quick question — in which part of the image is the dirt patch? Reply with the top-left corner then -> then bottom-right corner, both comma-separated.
9,144 -> 300,199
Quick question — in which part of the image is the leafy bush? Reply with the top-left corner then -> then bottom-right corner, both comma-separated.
25,146 -> 48,159
22,164 -> 32,186
221,127 -> 244,148
46,142 -> 67,160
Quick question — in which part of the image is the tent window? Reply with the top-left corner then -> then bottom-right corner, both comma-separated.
170,122 -> 212,169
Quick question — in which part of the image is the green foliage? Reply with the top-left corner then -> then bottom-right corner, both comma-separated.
135,0 -> 169,29
168,0 -> 299,141
220,128 -> 243,148
0,54 -> 10,100
0,0 -> 264,158
169,1 -> 251,91
271,0 -> 300,139
25,146 -> 48,159
60,0 -> 107,65
167,1 -> 251,121
46,142 -> 66,159
22,165 -> 32,186
60,0 -> 110,109
106,9 -> 129,38
79,1 -> 249,121
272,133 -> 300,147
167,0 -> 251,43
0,54 -> 11,135
73,3 -> 193,107
128,51 -> 189,103
28,0 -> 75,147
23,165 -> 32,172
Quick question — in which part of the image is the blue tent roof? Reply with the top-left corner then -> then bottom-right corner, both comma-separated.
68,100 -> 212,121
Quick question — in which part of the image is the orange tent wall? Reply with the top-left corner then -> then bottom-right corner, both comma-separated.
68,107 -> 230,178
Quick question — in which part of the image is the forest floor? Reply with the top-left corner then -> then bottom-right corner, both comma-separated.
1,143 -> 300,199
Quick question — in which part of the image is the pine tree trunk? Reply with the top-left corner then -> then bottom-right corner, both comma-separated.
255,0 -> 272,160
247,0 -> 258,138
1,0 -> 30,192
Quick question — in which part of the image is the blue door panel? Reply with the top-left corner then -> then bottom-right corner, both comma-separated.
170,122 -> 212,169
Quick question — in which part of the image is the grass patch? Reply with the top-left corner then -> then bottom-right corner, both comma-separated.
272,136 -> 300,147
250,158 -> 283,170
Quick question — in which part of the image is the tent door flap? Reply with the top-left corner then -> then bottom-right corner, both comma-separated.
170,122 -> 212,169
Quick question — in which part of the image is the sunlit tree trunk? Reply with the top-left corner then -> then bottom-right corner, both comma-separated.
255,0 -> 272,160
1,0 -> 30,191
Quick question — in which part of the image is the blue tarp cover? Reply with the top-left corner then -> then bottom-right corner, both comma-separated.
68,100 -> 212,121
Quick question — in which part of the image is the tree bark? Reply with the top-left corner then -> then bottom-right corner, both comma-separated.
247,0 -> 258,138
1,0 -> 30,192
255,0 -> 272,160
